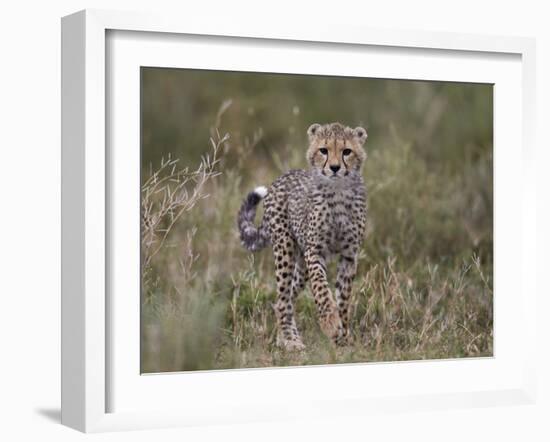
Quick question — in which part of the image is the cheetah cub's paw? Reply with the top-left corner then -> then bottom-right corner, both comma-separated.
276,336 -> 306,352
320,308 -> 344,343
335,330 -> 354,347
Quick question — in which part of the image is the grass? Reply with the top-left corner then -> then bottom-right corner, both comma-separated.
140,70 -> 493,373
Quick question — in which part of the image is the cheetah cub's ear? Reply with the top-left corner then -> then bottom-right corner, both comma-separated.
307,123 -> 322,141
353,127 -> 368,145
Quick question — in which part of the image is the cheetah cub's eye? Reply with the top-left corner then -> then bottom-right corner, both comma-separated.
342,148 -> 352,156
319,148 -> 328,155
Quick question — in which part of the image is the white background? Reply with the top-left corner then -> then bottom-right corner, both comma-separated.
0,0 -> 548,441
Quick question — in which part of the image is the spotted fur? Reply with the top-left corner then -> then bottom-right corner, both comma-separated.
237,122 -> 368,349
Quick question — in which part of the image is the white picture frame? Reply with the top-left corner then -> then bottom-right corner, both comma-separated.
61,9 -> 537,433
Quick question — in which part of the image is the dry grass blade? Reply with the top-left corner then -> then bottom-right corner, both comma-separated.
141,103 -> 230,277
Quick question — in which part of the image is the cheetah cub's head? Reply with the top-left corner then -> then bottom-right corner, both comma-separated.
306,122 -> 367,179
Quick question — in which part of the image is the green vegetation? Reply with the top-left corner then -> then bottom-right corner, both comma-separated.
140,68 -> 493,373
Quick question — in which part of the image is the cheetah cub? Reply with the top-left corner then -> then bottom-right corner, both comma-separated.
238,122 -> 367,350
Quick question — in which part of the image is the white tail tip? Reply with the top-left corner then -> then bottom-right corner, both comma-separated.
254,186 -> 268,198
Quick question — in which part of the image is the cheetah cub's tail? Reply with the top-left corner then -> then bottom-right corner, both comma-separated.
238,186 -> 269,252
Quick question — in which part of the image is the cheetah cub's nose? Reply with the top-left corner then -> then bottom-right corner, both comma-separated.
330,165 -> 341,173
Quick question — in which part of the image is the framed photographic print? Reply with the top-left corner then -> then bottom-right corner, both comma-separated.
61,9 -> 537,432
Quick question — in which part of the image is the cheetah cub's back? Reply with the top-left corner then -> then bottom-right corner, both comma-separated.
238,122 -> 368,350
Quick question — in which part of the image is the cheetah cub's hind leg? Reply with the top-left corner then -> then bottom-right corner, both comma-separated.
290,253 -> 307,304
272,236 -> 306,351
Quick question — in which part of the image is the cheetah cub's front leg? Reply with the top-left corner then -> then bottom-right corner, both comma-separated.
335,255 -> 358,345
272,235 -> 306,351
305,251 -> 344,344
